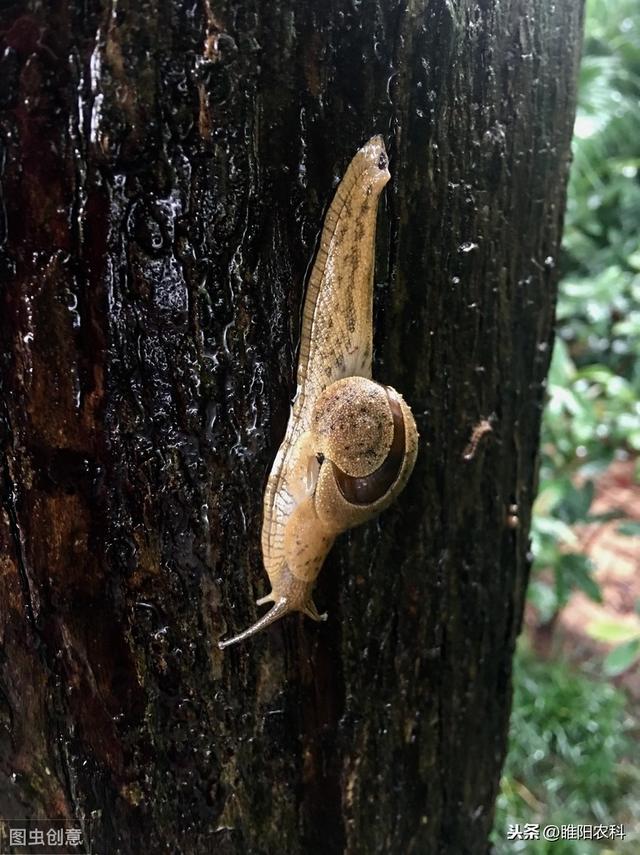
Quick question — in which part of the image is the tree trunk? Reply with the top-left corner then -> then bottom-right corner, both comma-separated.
0,1 -> 583,853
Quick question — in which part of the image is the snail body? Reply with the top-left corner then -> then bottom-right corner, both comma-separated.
219,136 -> 418,649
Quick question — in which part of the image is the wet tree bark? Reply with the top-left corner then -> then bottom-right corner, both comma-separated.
0,1 -> 583,853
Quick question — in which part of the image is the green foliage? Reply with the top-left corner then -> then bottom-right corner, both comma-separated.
587,615 -> 640,675
496,5 -> 640,850
604,638 -> 640,676
531,0 -> 640,627
492,648 -> 638,854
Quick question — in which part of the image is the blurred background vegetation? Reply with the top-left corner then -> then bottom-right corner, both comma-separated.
493,0 -> 640,851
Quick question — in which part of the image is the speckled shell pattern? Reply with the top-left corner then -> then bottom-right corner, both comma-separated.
314,380 -> 418,534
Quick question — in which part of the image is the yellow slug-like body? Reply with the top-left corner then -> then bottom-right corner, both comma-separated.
219,136 -> 418,649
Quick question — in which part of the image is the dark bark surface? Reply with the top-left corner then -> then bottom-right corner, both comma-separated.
0,1 -> 583,853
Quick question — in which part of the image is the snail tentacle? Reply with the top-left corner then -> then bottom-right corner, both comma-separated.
218,597 -> 290,650
302,599 -> 328,622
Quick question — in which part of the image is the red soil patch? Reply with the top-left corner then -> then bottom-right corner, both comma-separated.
526,458 -> 640,698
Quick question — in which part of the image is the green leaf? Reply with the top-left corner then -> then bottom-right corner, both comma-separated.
527,581 -> 559,623
617,521 -> 640,536
586,618 -> 640,643
554,481 -> 595,525
558,553 -> 602,602
547,338 -> 576,387
574,364 -> 616,384
532,514 -> 579,547
603,638 -> 640,676
584,509 -> 625,523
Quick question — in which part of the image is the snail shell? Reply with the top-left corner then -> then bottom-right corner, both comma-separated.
313,377 -> 417,530
219,137 -> 418,649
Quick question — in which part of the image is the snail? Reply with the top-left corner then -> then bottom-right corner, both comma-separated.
219,136 -> 418,649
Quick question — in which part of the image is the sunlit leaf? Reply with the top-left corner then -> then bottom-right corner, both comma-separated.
586,618 -> 640,643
